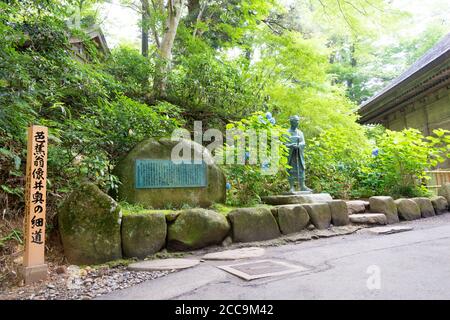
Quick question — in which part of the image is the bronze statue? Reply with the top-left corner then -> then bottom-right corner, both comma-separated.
285,115 -> 312,193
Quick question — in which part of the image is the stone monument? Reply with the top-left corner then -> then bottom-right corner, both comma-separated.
114,137 -> 226,209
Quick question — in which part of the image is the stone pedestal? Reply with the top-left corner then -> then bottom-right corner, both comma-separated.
282,191 -> 313,195
20,264 -> 48,285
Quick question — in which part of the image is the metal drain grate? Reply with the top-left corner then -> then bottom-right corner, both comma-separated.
217,259 -> 307,281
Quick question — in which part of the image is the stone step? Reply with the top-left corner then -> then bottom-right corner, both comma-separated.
349,213 -> 387,225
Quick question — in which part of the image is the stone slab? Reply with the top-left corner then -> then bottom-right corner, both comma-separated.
349,213 -> 387,225
369,226 -> 413,235
282,191 -> 313,195
202,247 -> 266,260
128,258 -> 200,271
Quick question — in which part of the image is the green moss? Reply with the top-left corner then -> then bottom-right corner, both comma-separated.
145,250 -> 187,260
210,203 -> 274,216
167,209 -> 230,250
58,183 -> 122,265
120,202 -> 173,216
121,213 -> 167,259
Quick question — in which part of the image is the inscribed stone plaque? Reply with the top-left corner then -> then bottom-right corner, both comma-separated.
135,159 -> 207,189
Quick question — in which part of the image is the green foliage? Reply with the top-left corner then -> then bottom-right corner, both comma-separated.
0,2 -> 180,208
220,112 -> 289,206
2,0 -> 449,212
169,30 -> 263,126
106,45 -> 153,101
358,128 -> 450,198
305,126 -> 371,199
0,229 -> 23,248
248,30 -> 363,139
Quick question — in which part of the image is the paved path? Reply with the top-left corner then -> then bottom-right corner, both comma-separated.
99,214 -> 450,300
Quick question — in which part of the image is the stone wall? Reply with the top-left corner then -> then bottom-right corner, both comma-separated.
59,183 -> 450,265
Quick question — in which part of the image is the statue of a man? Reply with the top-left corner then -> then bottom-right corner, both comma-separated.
285,115 -> 312,193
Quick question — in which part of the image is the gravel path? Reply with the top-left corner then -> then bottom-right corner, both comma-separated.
0,264 -> 171,300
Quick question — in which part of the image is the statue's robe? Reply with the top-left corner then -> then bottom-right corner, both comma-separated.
286,129 -> 306,175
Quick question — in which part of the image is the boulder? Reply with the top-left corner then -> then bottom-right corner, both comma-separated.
273,205 -> 310,234
227,208 -> 281,242
58,183 -> 122,265
394,198 -> 421,221
369,196 -> 399,224
349,213 -> 387,225
302,203 -> 332,230
262,193 -> 332,205
114,137 -> 226,209
121,213 -> 167,259
431,196 -> 448,215
345,200 -> 367,215
167,209 -> 230,250
412,197 -> 435,218
327,200 -> 349,226
438,183 -> 450,202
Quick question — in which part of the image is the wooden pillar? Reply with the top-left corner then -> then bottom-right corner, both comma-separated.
20,125 -> 48,284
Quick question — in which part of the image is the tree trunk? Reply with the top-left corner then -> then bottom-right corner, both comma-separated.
153,0 -> 185,99
141,0 -> 150,57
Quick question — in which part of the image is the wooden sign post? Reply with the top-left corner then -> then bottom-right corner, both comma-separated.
21,125 -> 48,284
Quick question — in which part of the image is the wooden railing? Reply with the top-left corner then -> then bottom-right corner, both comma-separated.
426,170 -> 450,195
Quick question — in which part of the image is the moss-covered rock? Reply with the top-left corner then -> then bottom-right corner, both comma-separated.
114,137 -> 226,209
273,205 -> 310,235
302,203 -> 332,229
431,196 -> 448,215
227,208 -> 280,242
438,183 -> 450,203
394,198 -> 421,221
412,197 -> 435,218
121,213 -> 167,259
58,183 -> 122,265
167,209 -> 230,250
369,196 -> 399,224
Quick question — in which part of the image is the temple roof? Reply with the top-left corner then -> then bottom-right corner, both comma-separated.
359,33 -> 450,123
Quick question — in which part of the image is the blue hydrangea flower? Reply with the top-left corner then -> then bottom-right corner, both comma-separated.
265,112 -> 273,119
269,117 -> 276,125
261,161 -> 270,169
245,151 -> 250,160
226,182 -> 231,190
372,148 -> 379,157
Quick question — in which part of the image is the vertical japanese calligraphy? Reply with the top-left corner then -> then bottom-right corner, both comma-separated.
23,126 -> 48,272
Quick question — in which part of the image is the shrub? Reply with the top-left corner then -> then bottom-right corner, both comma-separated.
358,128 -> 450,198
305,126 -> 371,199
220,112 -> 289,206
